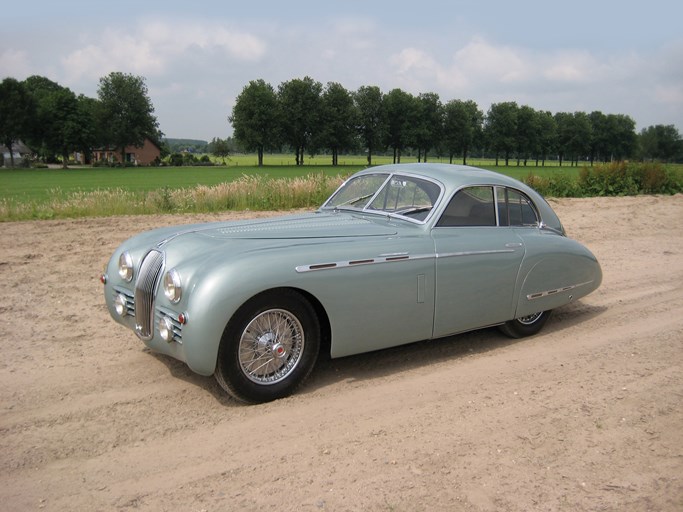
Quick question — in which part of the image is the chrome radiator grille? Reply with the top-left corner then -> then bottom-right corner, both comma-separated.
134,250 -> 164,340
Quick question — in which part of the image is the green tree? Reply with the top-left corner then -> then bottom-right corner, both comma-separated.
97,72 -> 159,165
74,94 -> 100,164
0,77 -> 36,167
353,85 -> 386,166
25,78 -> 91,168
639,124 -> 682,162
314,82 -> 357,166
555,112 -> 592,166
209,137 -> 231,164
588,111 -> 609,164
414,92 -> 443,162
278,76 -> 323,166
383,88 -> 416,163
47,88 -> 83,168
442,99 -> 482,165
605,114 -> 637,161
536,111 -> 557,166
515,105 -> 539,166
230,79 -> 280,167
485,102 -> 518,166
23,75 -> 64,162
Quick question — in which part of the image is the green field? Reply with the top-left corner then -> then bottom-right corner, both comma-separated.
2,156 -> 679,221
0,155 -> 579,203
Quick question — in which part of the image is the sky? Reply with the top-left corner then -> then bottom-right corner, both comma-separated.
2,0 -> 682,141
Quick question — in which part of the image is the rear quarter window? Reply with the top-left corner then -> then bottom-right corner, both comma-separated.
498,188 -> 539,227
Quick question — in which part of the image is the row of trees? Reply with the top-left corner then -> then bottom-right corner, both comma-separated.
0,73 -> 160,167
2,73 -> 681,169
230,77 -> 683,167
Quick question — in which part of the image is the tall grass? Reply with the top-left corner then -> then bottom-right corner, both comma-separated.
1,162 -> 681,222
152,173 -> 342,212
0,173 -> 344,221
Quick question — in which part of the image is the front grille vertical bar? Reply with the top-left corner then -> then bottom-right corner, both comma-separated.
134,250 -> 164,340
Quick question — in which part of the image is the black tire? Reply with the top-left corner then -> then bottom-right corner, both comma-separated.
215,289 -> 320,404
499,310 -> 551,339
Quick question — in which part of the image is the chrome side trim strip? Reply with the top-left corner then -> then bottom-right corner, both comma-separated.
436,249 -> 515,259
526,280 -> 594,300
295,248 -> 516,273
295,253 -> 434,273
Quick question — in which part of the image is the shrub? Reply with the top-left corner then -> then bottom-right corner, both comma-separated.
523,172 -> 580,197
168,153 -> 184,166
578,162 -> 682,196
525,162 -> 682,197
578,162 -> 637,196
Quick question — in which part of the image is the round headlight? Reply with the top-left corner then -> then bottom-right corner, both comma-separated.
114,293 -> 129,317
163,269 -> 182,303
118,252 -> 134,282
159,316 -> 174,342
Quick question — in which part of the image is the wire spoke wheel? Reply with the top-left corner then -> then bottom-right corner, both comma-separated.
215,290 -> 321,404
238,309 -> 304,384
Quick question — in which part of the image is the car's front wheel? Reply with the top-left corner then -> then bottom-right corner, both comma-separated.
215,289 -> 320,403
499,310 -> 551,339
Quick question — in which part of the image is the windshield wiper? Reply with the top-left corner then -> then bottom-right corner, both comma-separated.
395,206 -> 432,216
335,193 -> 375,208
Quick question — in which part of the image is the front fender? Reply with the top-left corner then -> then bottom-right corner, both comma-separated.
173,248 -> 311,375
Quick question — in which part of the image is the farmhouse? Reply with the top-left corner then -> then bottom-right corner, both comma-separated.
91,137 -> 161,166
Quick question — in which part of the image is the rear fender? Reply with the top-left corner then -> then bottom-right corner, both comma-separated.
514,234 -> 602,318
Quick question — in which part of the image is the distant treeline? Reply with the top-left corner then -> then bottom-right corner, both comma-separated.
164,138 -> 209,153
229,77 -> 683,167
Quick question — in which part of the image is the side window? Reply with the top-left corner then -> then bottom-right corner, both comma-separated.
436,186 -> 496,227
499,188 -> 538,227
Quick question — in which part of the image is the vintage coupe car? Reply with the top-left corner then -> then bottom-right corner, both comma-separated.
102,163 -> 601,403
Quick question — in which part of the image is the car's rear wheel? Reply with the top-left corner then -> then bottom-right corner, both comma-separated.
499,310 -> 551,339
215,289 -> 320,404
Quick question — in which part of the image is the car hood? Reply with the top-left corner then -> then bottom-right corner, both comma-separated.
164,211 -> 399,242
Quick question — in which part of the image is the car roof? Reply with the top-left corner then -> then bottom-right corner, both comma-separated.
357,163 -> 521,189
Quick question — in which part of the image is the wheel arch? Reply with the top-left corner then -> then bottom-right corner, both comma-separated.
214,285 -> 329,403
221,286 -> 332,359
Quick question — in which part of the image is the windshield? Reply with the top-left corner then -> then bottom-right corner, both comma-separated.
323,173 -> 442,222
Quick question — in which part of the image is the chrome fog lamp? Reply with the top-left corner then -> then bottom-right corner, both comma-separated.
118,252 -> 134,282
163,269 -> 182,303
159,316 -> 175,342
114,293 -> 129,317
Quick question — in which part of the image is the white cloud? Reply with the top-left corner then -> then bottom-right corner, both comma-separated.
62,31 -> 164,82
174,24 -> 267,60
61,20 -> 266,83
543,53 -> 595,83
453,38 -> 530,84
391,47 -> 438,75
0,48 -> 32,78
655,85 -> 683,105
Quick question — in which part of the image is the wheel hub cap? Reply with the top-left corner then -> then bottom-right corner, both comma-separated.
238,309 -> 304,385
518,311 -> 542,325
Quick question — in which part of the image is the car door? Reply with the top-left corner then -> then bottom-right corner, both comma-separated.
431,186 -> 526,337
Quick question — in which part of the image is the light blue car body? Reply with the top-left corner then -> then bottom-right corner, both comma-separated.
103,164 -> 602,377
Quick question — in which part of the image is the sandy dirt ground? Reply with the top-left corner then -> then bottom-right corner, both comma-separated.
1,195 -> 682,512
